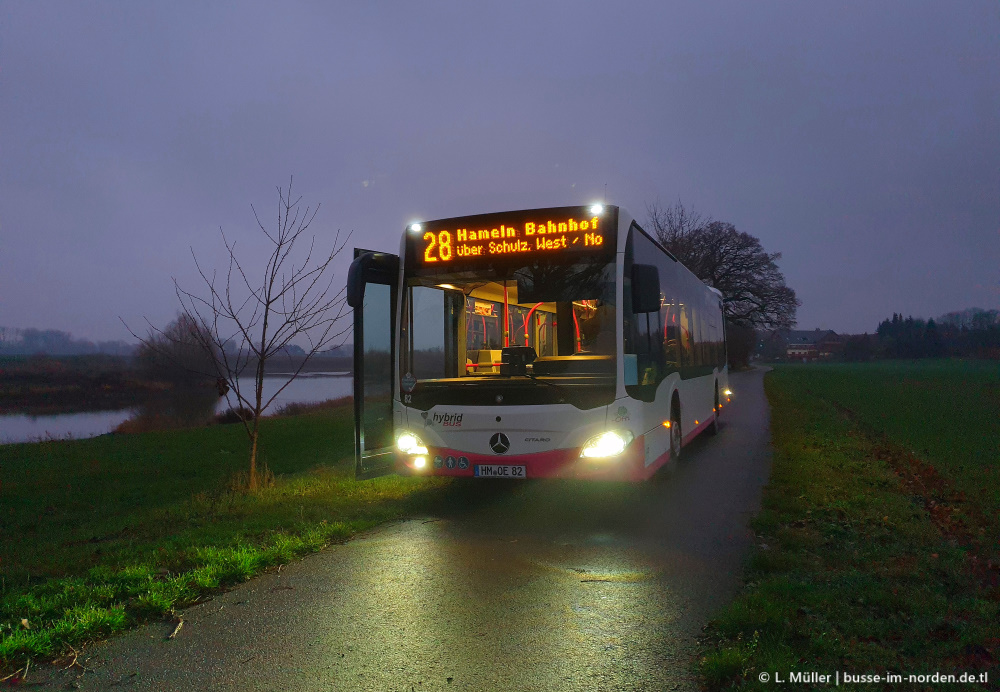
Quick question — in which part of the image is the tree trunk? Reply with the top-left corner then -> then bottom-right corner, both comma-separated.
248,424 -> 259,490
250,362 -> 264,491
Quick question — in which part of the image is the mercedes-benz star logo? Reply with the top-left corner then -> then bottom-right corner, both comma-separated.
489,432 -> 510,454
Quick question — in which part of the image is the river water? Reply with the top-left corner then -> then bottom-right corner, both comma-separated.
0,374 -> 353,445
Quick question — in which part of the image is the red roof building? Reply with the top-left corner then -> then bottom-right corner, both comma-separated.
785,329 -> 844,362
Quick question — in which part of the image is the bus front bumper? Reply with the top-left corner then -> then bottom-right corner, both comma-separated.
395,438 -> 663,482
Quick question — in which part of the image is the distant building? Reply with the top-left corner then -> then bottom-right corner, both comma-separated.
785,329 -> 843,362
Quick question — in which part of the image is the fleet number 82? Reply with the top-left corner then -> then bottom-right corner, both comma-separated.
423,231 -> 453,262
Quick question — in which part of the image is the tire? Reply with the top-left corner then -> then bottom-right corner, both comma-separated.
669,399 -> 682,460
706,384 -> 720,436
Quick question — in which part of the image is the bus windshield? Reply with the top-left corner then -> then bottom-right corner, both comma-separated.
399,257 -> 617,409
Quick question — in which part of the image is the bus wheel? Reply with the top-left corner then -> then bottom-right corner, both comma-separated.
706,385 -> 720,436
669,402 -> 682,459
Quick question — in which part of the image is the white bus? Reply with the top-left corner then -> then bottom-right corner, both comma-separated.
346,204 -> 730,481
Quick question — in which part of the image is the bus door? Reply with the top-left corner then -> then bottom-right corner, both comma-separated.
346,248 -> 399,480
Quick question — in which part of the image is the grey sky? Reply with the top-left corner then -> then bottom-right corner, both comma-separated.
2,1 -> 997,339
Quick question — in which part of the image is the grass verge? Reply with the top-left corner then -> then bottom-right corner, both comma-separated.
699,361 -> 999,690
0,403 -> 452,670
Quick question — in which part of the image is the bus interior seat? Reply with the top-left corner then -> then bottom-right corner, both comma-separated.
478,349 -> 502,374
466,349 -> 480,373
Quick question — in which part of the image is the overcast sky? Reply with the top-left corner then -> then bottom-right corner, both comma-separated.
2,0 -> 997,340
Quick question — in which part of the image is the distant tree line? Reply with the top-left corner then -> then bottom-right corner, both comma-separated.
842,308 -> 1000,361
135,313 -> 220,387
0,327 -> 135,356
0,324 -> 347,365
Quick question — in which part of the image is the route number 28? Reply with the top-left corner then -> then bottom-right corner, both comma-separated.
423,231 -> 452,262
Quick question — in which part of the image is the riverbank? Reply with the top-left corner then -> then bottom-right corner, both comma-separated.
0,401 -> 451,670
0,355 -> 153,416
0,354 -> 354,416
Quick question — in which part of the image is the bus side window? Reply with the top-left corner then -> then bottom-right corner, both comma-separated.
639,307 -> 660,384
708,294 -> 720,369
701,301 -> 708,367
718,300 -> 727,368
693,299 -> 705,368
701,298 -> 716,368
623,227 -> 655,398
656,254 -> 680,375
678,304 -> 693,367
691,287 -> 708,368
663,301 -> 680,371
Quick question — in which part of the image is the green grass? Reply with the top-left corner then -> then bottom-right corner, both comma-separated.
0,405 -> 452,668
772,360 -> 1000,552
700,361 -> 999,690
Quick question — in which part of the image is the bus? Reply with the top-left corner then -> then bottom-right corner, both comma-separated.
346,204 -> 731,481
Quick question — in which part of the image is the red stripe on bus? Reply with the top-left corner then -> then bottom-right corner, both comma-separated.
682,416 -> 715,445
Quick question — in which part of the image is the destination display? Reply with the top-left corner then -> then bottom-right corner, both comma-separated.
407,206 -> 618,269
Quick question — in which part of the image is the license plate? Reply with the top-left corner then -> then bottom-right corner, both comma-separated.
474,464 -> 527,479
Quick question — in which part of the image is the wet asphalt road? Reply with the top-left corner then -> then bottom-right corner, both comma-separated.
36,368 -> 771,692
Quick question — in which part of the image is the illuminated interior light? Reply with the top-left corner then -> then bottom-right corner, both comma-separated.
438,283 -> 458,290
724,389 -> 732,396
695,420 -> 699,425
413,456 -> 427,469
580,430 -> 633,459
410,222 -> 423,232
662,421 -> 671,428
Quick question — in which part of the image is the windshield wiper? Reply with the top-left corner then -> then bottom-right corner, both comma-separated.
526,372 -> 571,394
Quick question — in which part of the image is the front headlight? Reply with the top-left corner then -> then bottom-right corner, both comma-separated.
580,430 -> 634,459
396,431 -> 428,455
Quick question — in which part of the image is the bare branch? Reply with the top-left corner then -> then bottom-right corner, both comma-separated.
164,179 -> 352,490
647,201 -> 798,330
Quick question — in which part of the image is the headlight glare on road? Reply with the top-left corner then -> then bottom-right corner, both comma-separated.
396,431 -> 428,455
580,430 -> 633,459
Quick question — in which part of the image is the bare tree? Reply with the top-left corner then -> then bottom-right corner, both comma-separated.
647,200 -> 799,331
170,179 -> 350,490
646,200 -> 708,259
